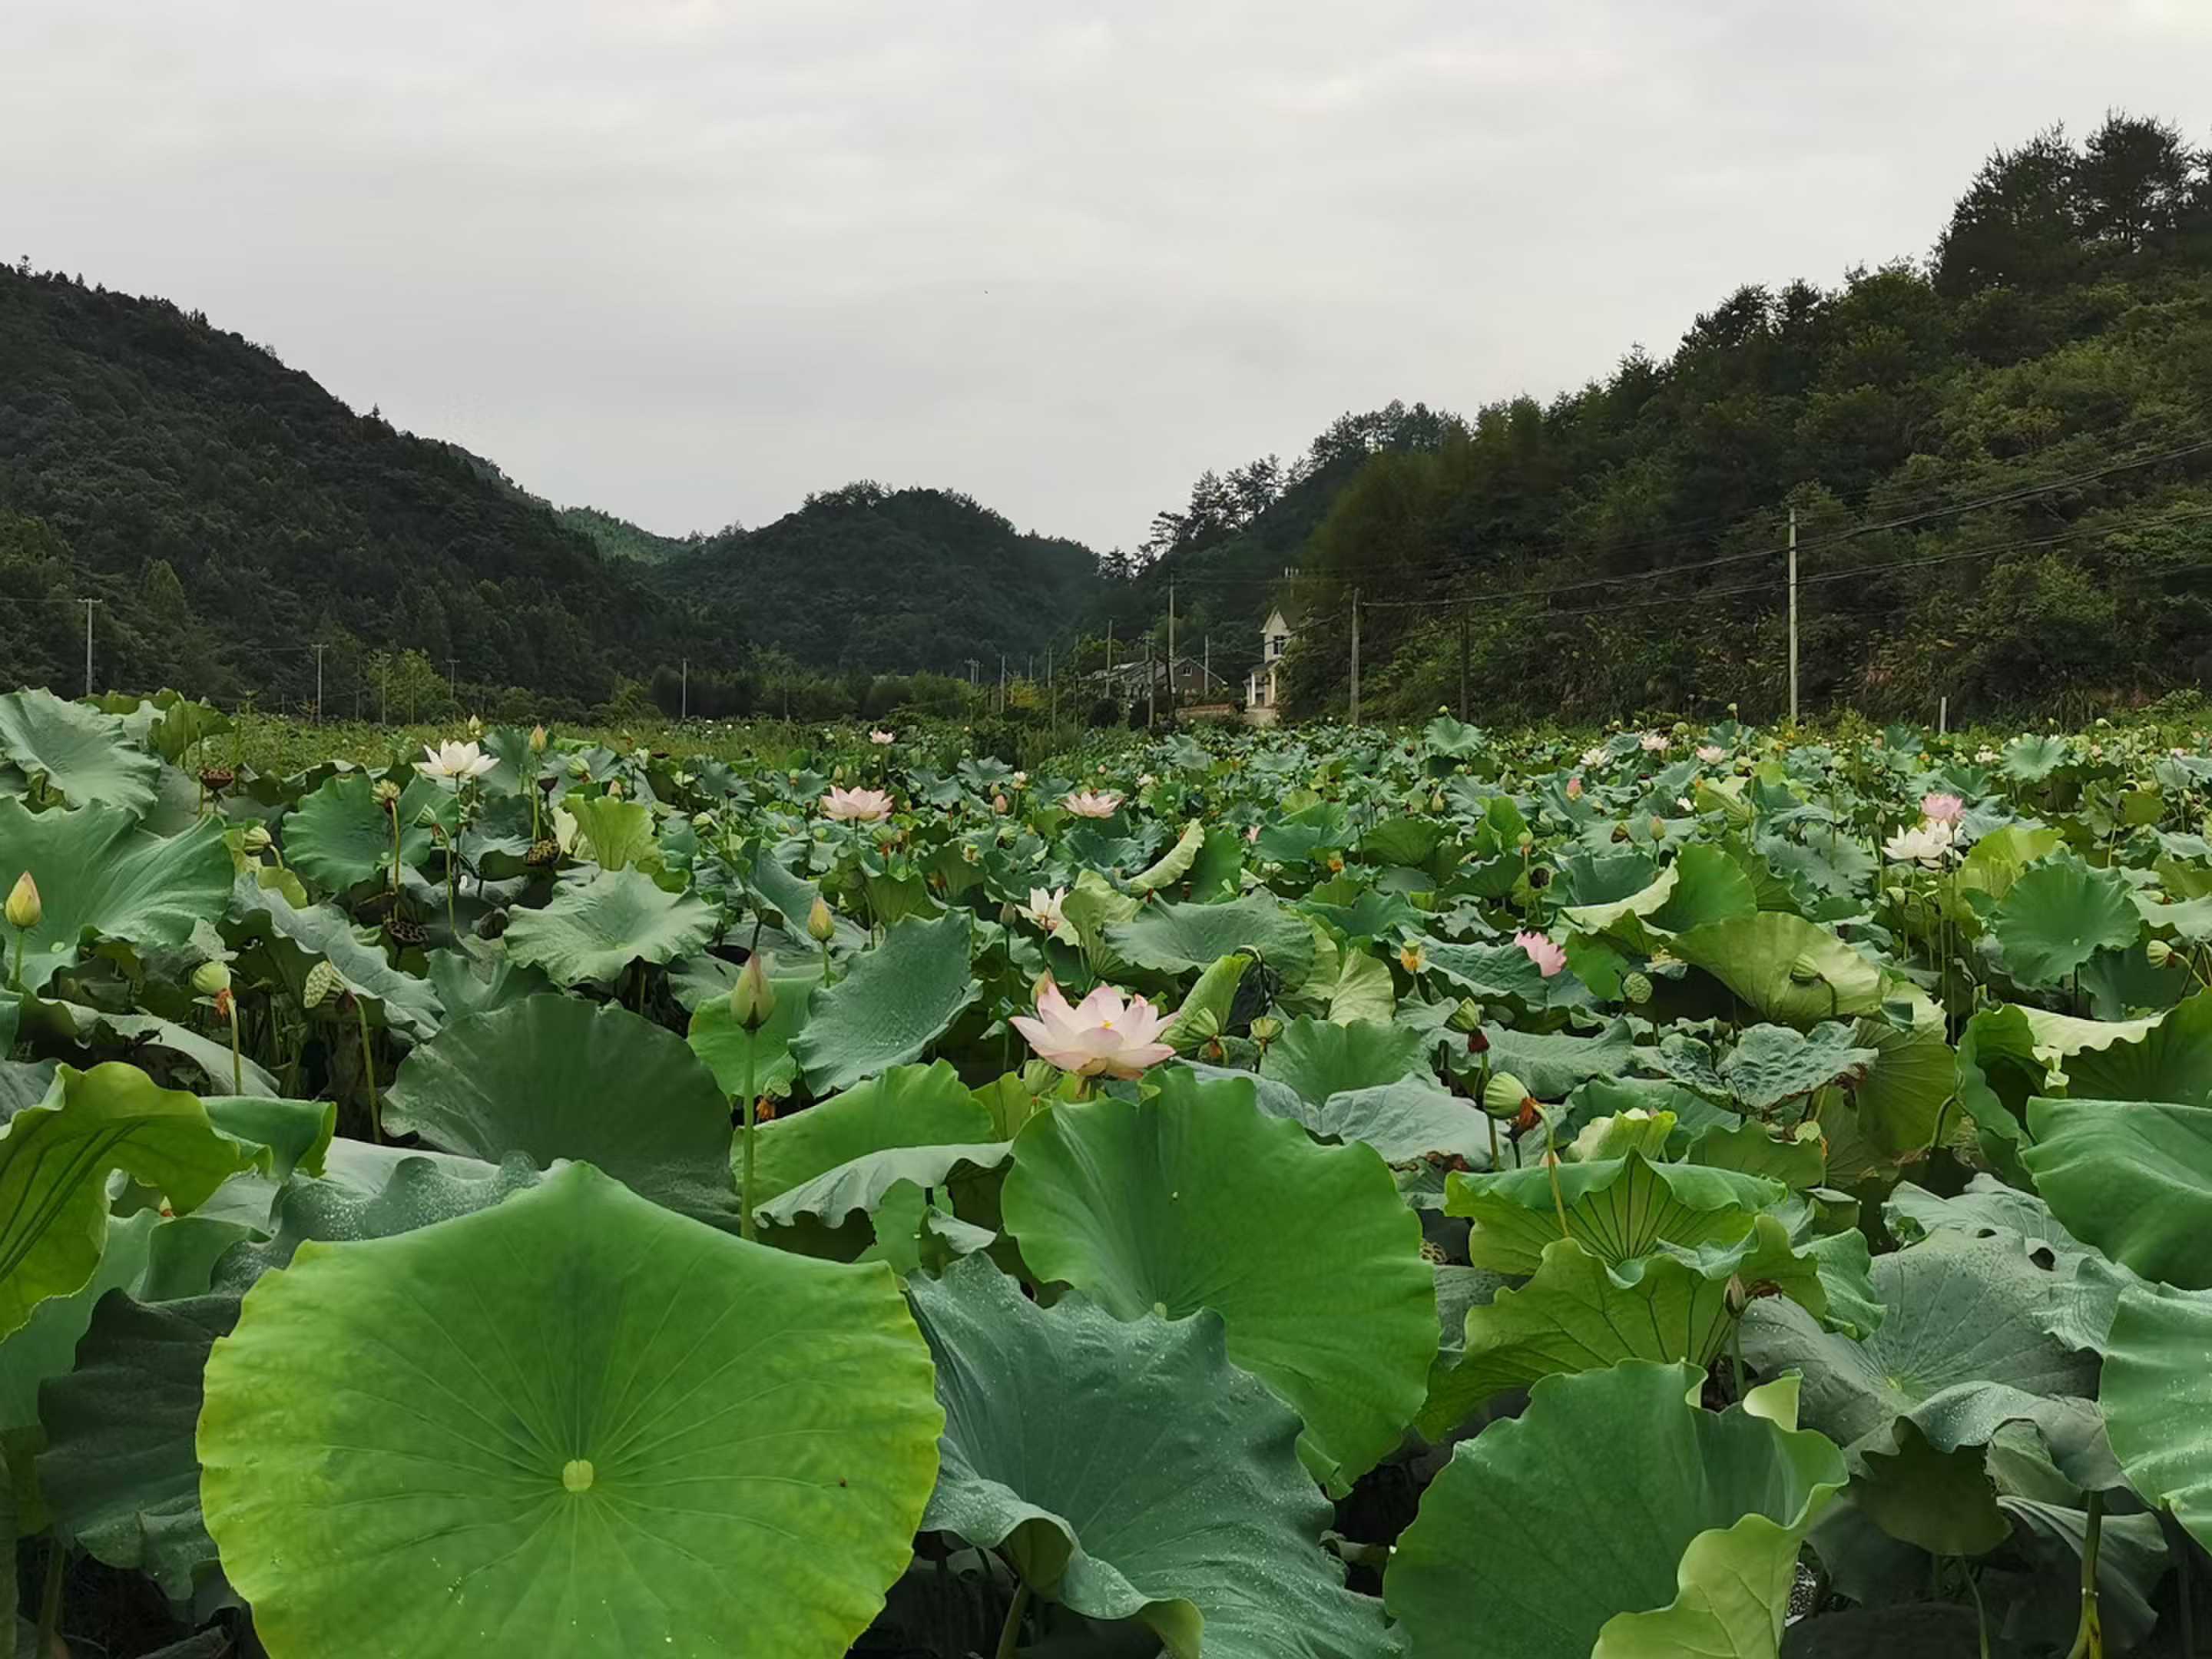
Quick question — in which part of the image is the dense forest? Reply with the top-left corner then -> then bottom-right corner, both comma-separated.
1234,112 -> 2212,724
5,111 -> 2212,727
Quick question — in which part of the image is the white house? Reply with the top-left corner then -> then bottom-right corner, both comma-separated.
1243,606 -> 1296,725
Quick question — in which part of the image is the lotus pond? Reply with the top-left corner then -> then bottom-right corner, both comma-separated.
1,685 -> 2210,1657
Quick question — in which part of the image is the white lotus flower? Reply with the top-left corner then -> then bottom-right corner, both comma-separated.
416,740 -> 497,784
869,730 -> 896,745
1580,746 -> 1608,768
1695,744 -> 1726,763
1019,886 -> 1069,936
823,786 -> 894,823
1883,819 -> 1956,867
1640,732 -> 1670,753
1065,790 -> 1124,818
1012,981 -> 1175,1078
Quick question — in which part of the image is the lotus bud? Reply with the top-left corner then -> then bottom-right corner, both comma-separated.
242,824 -> 273,853
731,952 -> 777,1032
191,961 -> 231,997
467,715 -> 482,737
1565,777 -> 1583,800
806,896 -> 836,942
1516,830 -> 1534,851
2147,937 -> 2174,969
1648,814 -> 1667,839
1623,971 -> 1653,1005
303,960 -> 343,1009
529,725 -> 548,753
605,780 -> 623,800
1429,791 -> 1446,813
5,872 -> 39,931
993,793 -> 1009,813
1724,1274 -> 1750,1318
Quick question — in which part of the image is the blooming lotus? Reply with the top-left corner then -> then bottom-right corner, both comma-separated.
1640,732 -> 1670,753
1065,790 -> 1124,818
823,786 -> 894,823
1565,777 -> 1584,800
1012,981 -> 1175,1078
1579,746 -> 1608,769
1975,747 -> 1999,764
1921,792 -> 1965,825
1137,773 -> 1156,788
416,740 -> 497,784
869,730 -> 895,745
1515,929 -> 1568,978
1018,886 -> 1068,935
1883,820 -> 1955,867
1695,744 -> 1725,763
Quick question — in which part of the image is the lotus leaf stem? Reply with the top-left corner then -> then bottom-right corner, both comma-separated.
993,1577 -> 1031,1659
2065,1491 -> 2104,1659
738,1038 -> 759,1243
355,995 -> 382,1144
35,1540 -> 63,1654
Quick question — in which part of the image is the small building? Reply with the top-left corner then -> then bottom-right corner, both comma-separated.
1243,606 -> 1296,726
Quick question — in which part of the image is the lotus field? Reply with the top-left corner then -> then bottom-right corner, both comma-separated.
7,683 -> 2212,1657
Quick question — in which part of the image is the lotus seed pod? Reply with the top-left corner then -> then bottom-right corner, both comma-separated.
191,960 -> 231,997
730,952 -> 777,1032
2147,937 -> 2174,969
4,872 -> 39,931
806,896 -> 837,943
302,960 -> 343,1009
1480,1070 -> 1528,1118
1249,1015 -> 1282,1045
373,779 -> 401,806
1623,971 -> 1653,1005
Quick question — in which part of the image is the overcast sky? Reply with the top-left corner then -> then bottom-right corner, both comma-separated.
6,2 -> 2210,551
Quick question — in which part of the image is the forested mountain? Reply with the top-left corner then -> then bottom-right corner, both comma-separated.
654,483 -> 1104,676
1240,113 -> 2212,724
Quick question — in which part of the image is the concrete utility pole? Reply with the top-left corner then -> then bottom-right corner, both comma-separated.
379,655 -> 389,725
1349,588 -> 1361,726
447,658 -> 460,705
1047,646 -> 1055,727
1105,621 -> 1114,675
1203,634 -> 1210,693
998,654 -> 1006,714
1167,581 -> 1176,714
80,599 -> 101,697
313,644 -> 328,724
680,657 -> 689,721
1459,612 -> 1469,720
1786,507 -> 1799,727
1146,637 -> 1156,727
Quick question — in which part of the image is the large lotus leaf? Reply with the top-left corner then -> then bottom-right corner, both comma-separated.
0,1064 -> 252,1339
1479,1018 -> 1637,1099
1258,1016 -> 1426,1102
1387,1362 -> 1845,1659
1445,1152 -> 1785,1275
502,866 -> 719,986
280,772 -> 438,891
2022,1095 -> 2212,1289
748,849 -> 869,953
1175,1061 -> 1491,1168
2061,989 -> 2212,1106
424,945 -> 555,1027
910,1257 -> 1394,1659
1833,1015 -> 1952,1179
1717,1022 -> 1879,1113
1002,1070 -> 1434,1490
2102,1280 -> 2212,1551
1952,1002 -> 2161,1181
687,962 -> 823,1101
1647,843 -> 1762,933
1955,823 -> 2064,905
1669,912 -> 1886,1028
1991,854 -> 2141,988
1741,1233 -> 2098,1457
1319,948 -> 1396,1025
751,1061 -> 996,1207
1416,938 -> 1561,1007
0,688 -> 159,814
757,1143 -> 1013,1231
226,876 -> 442,1040
0,800 -> 229,990
791,912 -> 980,1094
383,995 -> 736,1224
1128,819 -> 1205,894
38,1289 -> 237,1600
568,795 -> 660,873
197,1163 -> 943,1659
37,998 -> 280,1097
1106,896 -> 1316,989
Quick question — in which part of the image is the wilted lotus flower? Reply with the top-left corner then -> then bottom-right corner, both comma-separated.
1065,790 -> 1124,818
1565,777 -> 1584,800
992,793 -> 1010,813
1012,981 -> 1175,1078
1921,792 -> 1965,825
1018,886 -> 1068,934
1640,732 -> 1670,753
1579,747 -> 1607,769
1244,824 -> 1260,843
1883,820 -> 1955,867
822,786 -> 894,823
416,740 -> 497,784
869,730 -> 896,745
1695,744 -> 1725,763
1515,929 -> 1568,978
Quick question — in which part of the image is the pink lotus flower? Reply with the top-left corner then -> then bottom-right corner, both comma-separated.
1065,790 -> 1124,818
822,786 -> 893,823
1921,793 -> 1965,825
869,729 -> 896,745
1012,981 -> 1175,1078
1565,777 -> 1584,800
1696,744 -> 1726,763
1515,930 -> 1568,978
1640,733 -> 1670,753
1244,824 -> 1260,843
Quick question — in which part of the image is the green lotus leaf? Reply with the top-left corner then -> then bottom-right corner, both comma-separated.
756,1142 -> 1012,1232
910,1257 -> 1395,1659
502,866 -> 718,986
1386,1362 -> 1845,1659
1445,1152 -> 1786,1275
1161,952 -> 1250,1051
687,962 -> 823,1101
1177,1061 -> 1492,1168
0,1208 -> 157,1443
2102,1280 -> 2212,1551
0,1064 -> 253,1339
1128,819 -> 1204,894
1002,1069 -> 1434,1490
751,1061 -> 996,1208
2060,988 -> 2212,1105
2022,1095 -> 2212,1288
1258,1016 -> 1426,1102
1647,843 -> 1761,933
280,771 -> 438,891
1954,822 -> 2064,905
1687,1119 -> 1825,1187
38,1290 -> 237,1601
791,912 -> 980,1094
567,794 -> 661,873
384,995 -> 737,1224
747,847 -> 869,953
197,1163 -> 944,1659
36,998 -> 280,1097
1105,895 -> 1316,989
1478,1018 -> 1637,1098
1717,1022 -> 1879,1113
1830,1014 -> 1953,1179
1991,854 -> 2141,988
1559,859 -> 1680,932
1668,912 -> 1886,1028
1952,1001 -> 2162,1181
0,800 -> 229,990
1416,937 -> 1560,1006
1847,1418 -> 2011,1558
1319,946 -> 1396,1025
227,875 -> 443,1040
424,945 -> 555,1026
1742,1233 -> 2098,1457
0,688 -> 159,814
